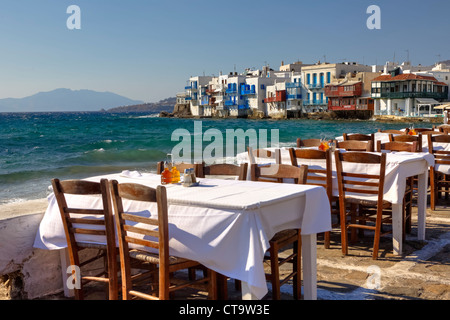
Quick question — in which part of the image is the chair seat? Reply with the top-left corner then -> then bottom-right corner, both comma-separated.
270,229 -> 298,242
129,249 -> 190,265
345,197 -> 391,208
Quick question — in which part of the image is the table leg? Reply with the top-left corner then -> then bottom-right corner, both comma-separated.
417,171 -> 427,241
241,283 -> 258,300
392,203 -> 403,255
301,233 -> 317,300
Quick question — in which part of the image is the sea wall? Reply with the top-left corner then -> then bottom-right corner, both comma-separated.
0,199 -> 63,299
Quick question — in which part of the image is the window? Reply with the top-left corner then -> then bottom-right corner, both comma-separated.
327,72 -> 331,83
307,74 -> 310,84
261,84 -> 265,89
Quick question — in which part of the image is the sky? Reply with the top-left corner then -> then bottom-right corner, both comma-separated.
0,0 -> 449,103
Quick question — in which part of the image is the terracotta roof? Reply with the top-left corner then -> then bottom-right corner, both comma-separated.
435,81 -> 448,86
372,73 -> 440,82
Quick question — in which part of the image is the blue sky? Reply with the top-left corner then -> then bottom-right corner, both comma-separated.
0,0 -> 448,103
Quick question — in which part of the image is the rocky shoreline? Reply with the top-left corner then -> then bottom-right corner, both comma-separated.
159,104 -> 444,124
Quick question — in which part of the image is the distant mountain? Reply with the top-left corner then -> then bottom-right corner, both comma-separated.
0,88 -> 144,112
107,97 -> 176,113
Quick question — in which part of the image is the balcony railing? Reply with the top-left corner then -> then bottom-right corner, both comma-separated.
224,100 -> 237,106
226,88 -> 237,94
374,91 -> 448,99
286,82 -> 302,88
303,99 -> 326,106
287,94 -> 302,100
307,83 -> 324,89
240,88 -> 256,95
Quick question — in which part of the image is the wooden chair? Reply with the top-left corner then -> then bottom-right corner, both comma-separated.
343,133 -> 375,151
438,125 -> 450,134
427,134 -> 450,211
289,148 -> 337,248
248,147 -> 281,182
248,147 -> 281,164
51,178 -> 118,300
250,163 -> 308,300
336,140 -> 373,152
376,141 -> 418,153
156,161 -> 203,177
377,129 -> 408,135
110,180 -> 217,300
389,133 -> 423,152
200,163 -> 248,180
376,140 -> 419,235
334,151 -> 392,260
296,138 -> 322,148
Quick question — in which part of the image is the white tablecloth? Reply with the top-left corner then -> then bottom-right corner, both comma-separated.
238,149 -> 435,204
34,173 -> 331,300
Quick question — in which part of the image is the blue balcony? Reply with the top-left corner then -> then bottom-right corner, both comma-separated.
185,97 -> 192,101
241,88 -> 256,95
287,94 -> 302,100
225,100 -> 237,106
286,82 -> 302,88
226,88 -> 237,94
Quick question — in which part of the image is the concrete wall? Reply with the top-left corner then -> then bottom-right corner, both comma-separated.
0,199 -> 63,299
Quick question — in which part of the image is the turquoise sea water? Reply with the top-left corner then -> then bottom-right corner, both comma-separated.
0,111 -> 421,204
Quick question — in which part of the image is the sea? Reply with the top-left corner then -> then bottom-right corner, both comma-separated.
0,111 -> 422,205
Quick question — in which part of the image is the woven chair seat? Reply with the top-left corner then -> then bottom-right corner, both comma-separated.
129,249 -> 189,265
270,229 -> 298,242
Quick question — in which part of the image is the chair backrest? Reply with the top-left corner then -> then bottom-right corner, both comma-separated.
157,161 -> 203,177
420,131 -> 446,136
248,147 -> 281,164
343,133 -> 375,142
250,163 -> 308,185
289,148 -> 332,199
109,181 -> 170,288
438,125 -> 450,134
377,140 -> 418,153
377,129 -> 407,135
336,140 -> 373,152
427,134 -> 450,167
296,138 -> 322,148
201,163 -> 248,180
412,127 -> 435,133
389,133 -> 423,151
51,178 -> 117,275
334,151 -> 387,206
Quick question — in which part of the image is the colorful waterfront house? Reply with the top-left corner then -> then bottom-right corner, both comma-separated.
324,71 -> 378,114
265,82 -> 287,119
302,62 -> 372,113
186,76 -> 213,117
371,68 -> 449,117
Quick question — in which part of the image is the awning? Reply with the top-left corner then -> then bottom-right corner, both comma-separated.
433,103 -> 450,110
415,98 -> 440,105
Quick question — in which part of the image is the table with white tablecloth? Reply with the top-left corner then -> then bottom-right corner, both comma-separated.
33,172 -> 331,300
237,148 -> 435,255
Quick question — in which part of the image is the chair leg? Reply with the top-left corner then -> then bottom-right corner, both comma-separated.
430,167 -> 436,211
340,203 -> 348,256
372,210 -> 383,260
268,242 -> 281,300
293,233 -> 302,300
208,270 -> 218,300
324,231 -> 330,249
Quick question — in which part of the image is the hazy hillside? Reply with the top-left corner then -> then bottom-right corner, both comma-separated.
0,88 -> 144,112
107,97 -> 176,113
